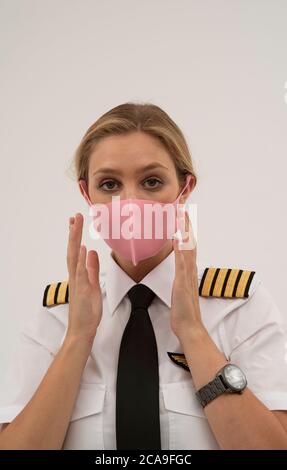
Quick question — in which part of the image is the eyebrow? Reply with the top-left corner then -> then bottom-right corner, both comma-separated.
92,163 -> 169,176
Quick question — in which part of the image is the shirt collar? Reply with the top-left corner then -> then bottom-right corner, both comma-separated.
104,250 -> 205,316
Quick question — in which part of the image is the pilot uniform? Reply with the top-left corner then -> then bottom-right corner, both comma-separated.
1,249 -> 287,449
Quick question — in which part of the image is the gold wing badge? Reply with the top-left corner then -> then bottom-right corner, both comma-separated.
167,352 -> 190,371
167,266 -> 256,371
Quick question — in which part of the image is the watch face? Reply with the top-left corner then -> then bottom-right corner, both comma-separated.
222,364 -> 247,391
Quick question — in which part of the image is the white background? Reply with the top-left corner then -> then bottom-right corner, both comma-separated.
1,0 -> 286,397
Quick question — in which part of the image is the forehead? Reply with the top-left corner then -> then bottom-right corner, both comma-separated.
89,132 -> 174,172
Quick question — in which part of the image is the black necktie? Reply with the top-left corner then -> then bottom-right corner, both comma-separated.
116,283 -> 162,450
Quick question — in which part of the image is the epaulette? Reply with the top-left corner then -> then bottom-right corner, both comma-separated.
198,267 -> 256,298
43,267 -> 256,307
43,281 -> 69,307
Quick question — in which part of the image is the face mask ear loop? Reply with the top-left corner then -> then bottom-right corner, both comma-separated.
177,173 -> 192,203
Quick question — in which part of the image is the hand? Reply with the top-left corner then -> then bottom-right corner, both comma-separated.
170,211 -> 204,341
66,213 -> 103,345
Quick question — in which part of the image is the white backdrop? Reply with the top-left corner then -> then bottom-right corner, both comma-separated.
1,0 -> 287,399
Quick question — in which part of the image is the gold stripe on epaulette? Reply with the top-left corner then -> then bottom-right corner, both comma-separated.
167,352 -> 190,371
199,267 -> 255,298
43,281 -> 69,307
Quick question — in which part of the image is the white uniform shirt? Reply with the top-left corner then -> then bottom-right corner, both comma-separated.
1,250 -> 287,449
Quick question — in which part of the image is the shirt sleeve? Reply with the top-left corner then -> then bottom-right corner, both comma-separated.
0,303 -> 67,426
222,280 -> 287,411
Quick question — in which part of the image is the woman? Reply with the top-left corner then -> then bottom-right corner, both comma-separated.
0,102 -> 287,450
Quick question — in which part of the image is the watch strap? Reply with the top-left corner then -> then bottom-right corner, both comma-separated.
195,375 -> 227,408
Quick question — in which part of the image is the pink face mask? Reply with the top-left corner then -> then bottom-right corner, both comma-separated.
79,174 -> 192,266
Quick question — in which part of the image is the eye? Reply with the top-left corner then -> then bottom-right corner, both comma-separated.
143,177 -> 163,189
99,179 -> 120,191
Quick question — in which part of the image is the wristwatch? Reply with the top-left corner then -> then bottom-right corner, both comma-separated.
195,363 -> 247,408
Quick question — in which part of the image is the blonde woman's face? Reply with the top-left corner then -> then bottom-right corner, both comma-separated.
81,131 -> 192,204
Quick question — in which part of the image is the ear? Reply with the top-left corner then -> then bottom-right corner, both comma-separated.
78,179 -> 92,205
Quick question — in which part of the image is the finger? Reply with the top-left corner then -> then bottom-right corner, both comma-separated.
76,244 -> 89,284
177,209 -> 187,240
187,211 -> 197,256
177,211 -> 198,285
182,210 -> 191,242
173,236 -> 185,277
67,213 -> 84,277
86,250 -> 100,287
180,211 -> 197,251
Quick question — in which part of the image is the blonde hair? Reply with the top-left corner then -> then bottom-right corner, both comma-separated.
72,101 -> 198,188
